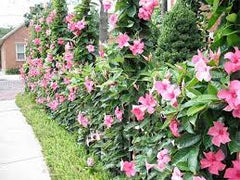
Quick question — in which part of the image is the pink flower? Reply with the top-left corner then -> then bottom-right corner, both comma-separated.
51,82 -> 58,91
218,80 -> 240,118
155,79 -> 171,95
192,50 -> 208,64
208,121 -> 231,147
103,0 -> 112,12
224,47 -> 240,74
117,33 -> 130,49
138,7 -> 152,20
200,149 -> 226,175
163,86 -> 181,107
86,45 -> 95,53
64,78 -> 71,85
193,176 -> 206,180
58,38 -> 64,45
87,157 -> 94,167
68,22 -> 77,32
171,167 -> 183,180
65,14 -> 74,23
145,160 -> 155,174
99,49 -> 105,58
224,160 -> 240,180
115,106 -> 123,121
33,38 -> 41,45
210,48 -> 221,63
131,105 -> 145,121
77,113 -> 89,128
138,0 -> 158,20
109,14 -> 118,29
75,20 -> 86,30
156,149 -> 171,170
35,25 -> 42,32
48,100 -> 59,111
84,77 -> 94,93
104,115 -> 114,129
64,52 -> 74,61
169,119 -> 180,137
138,93 -> 157,114
120,160 -> 136,178
195,60 -> 212,82
130,40 -> 144,56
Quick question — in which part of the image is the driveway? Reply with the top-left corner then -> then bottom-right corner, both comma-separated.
0,73 -> 24,100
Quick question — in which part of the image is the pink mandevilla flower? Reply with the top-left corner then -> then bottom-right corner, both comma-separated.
117,33 -> 130,49
33,38 -> 41,45
156,149 -> 171,170
200,149 -> 226,175
75,20 -> 86,31
130,40 -> 144,56
171,167 -> 183,180
193,176 -> 206,180
104,115 -> 114,129
35,25 -> 42,32
145,160 -> 155,174
169,119 -> 180,137
48,100 -> 59,111
194,60 -> 212,82
207,121 -> 231,147
77,112 -> 89,128
217,80 -> 240,118
84,77 -> 94,93
115,106 -> 123,121
121,160 -> 136,178
86,45 -> 95,53
109,14 -> 118,29
103,0 -> 112,12
224,160 -> 240,180
224,47 -> 240,74
131,105 -> 145,121
138,93 -> 157,114
58,38 -> 64,45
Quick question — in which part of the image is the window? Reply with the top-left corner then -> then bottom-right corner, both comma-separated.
16,43 -> 25,61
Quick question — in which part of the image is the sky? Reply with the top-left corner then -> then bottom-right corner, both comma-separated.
0,0 -> 81,28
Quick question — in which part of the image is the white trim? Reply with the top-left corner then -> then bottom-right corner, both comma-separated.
15,42 -> 26,62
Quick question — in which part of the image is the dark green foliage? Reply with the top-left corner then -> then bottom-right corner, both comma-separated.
73,1 -> 99,64
24,4 -> 45,27
155,0 -> 202,63
5,68 -> 20,75
207,0 -> 240,51
0,27 -> 13,38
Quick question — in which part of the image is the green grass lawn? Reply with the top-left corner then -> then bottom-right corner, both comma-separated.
16,93 -> 110,180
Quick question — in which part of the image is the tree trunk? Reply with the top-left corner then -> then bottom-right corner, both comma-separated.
99,0 -> 108,43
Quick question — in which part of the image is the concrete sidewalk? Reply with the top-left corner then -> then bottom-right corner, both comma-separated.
0,100 -> 51,180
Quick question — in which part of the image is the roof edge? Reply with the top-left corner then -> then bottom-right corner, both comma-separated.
0,24 -> 26,46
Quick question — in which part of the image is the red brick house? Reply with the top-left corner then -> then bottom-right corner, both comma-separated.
0,24 -> 30,72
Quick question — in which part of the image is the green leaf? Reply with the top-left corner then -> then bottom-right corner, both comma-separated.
176,134 -> 201,149
172,147 -> 192,164
227,33 -> 240,46
188,146 -> 199,173
187,104 -> 207,116
228,131 -> 240,153
126,5 -> 136,17
213,0 -> 219,12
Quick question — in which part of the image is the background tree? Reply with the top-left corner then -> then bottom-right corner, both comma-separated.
99,0 -> 108,43
155,0 -> 203,63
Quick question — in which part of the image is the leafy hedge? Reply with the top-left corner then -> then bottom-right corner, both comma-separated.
21,0 -> 240,179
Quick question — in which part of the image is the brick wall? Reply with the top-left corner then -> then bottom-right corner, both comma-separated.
1,26 -> 30,71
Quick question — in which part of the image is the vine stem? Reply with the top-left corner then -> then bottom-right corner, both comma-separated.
237,152 -> 240,160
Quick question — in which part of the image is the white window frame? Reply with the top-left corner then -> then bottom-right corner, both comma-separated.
15,43 -> 26,62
